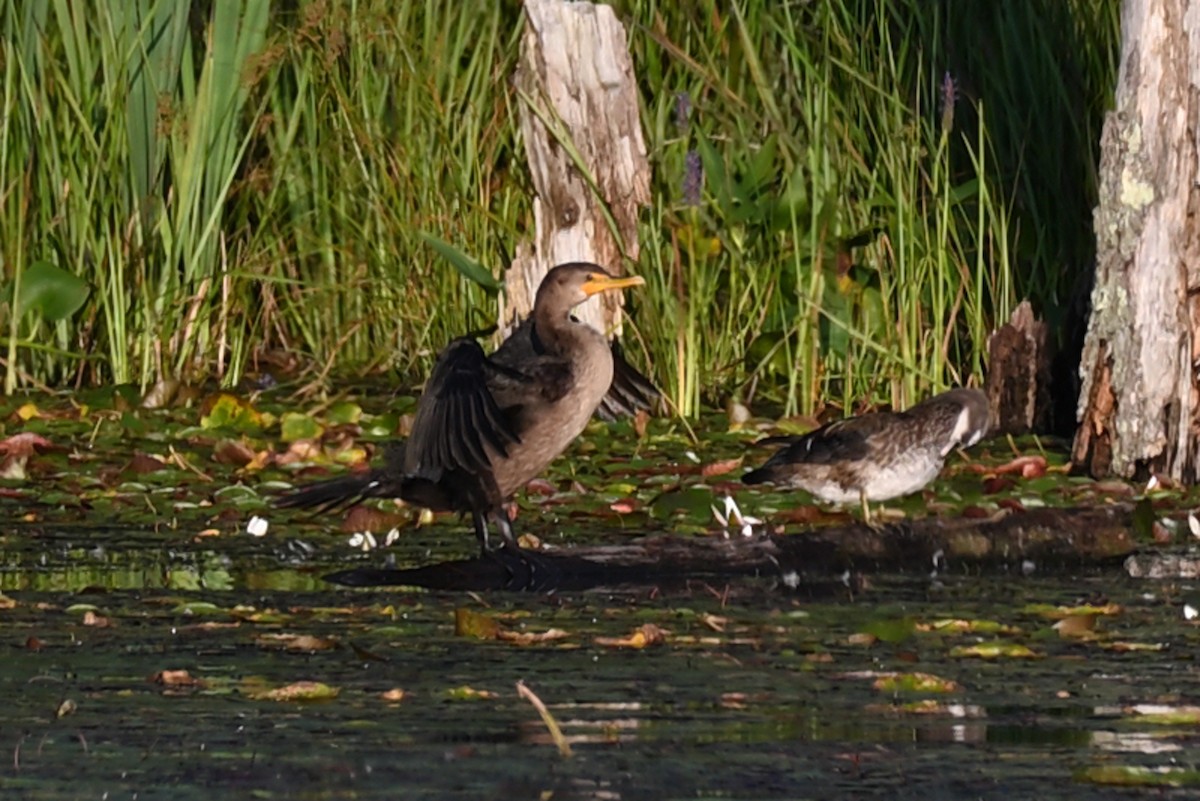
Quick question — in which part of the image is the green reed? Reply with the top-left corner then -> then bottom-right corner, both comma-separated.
0,0 -> 1118,417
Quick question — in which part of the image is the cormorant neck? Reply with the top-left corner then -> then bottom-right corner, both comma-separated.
531,303 -> 585,356
529,317 -> 548,355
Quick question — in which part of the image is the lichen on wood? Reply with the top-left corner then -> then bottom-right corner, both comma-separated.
1073,0 -> 1200,483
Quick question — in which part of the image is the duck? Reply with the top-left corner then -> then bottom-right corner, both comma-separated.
275,262 -> 648,558
742,388 -> 990,522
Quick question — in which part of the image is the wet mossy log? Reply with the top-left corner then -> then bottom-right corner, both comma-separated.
558,504 -> 1136,574
327,505 -> 1137,591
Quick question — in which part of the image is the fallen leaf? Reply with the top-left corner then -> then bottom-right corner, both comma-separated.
255,633 -> 338,652
525,478 -> 557,497
128,452 -> 167,474
280,411 -> 324,443
191,621 -> 241,631
633,409 -> 650,438
1092,479 -> 1136,498
949,642 -> 1038,659
1105,641 -> 1165,652
1024,602 -> 1122,619
340,505 -> 405,534
1077,765 -> 1198,787
455,607 -> 501,640
275,438 -> 324,465
871,672 -> 962,693
446,686 -> 498,701
982,476 -> 1016,494
381,688 -> 406,703
496,628 -> 571,645
200,393 -> 263,433
142,379 -> 181,409
969,455 -> 1048,478
775,506 -> 826,525
594,623 -> 668,649
918,618 -> 1019,635
701,457 -> 743,478
213,439 -> 258,466
859,617 -> 916,644
14,402 -> 42,421
151,670 -> 205,688
249,681 -> 340,702
1125,704 -> 1200,724
0,432 -> 52,457
82,611 -> 111,628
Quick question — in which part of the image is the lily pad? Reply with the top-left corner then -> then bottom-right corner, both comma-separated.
200,393 -> 263,434
280,412 -> 323,443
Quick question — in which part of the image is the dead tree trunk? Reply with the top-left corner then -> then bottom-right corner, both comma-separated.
501,0 -> 651,337
1072,0 -> 1200,482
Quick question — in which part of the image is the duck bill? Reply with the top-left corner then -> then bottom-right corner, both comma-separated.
581,274 -> 646,297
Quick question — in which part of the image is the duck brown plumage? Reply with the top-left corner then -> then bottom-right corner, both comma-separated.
742,388 -> 990,520
276,262 -> 648,554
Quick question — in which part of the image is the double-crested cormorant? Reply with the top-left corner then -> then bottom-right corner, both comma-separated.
742,388 -> 990,521
276,262 -> 648,556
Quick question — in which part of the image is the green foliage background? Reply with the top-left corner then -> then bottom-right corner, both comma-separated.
0,0 -> 1118,415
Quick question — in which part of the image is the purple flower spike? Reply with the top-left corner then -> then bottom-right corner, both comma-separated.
939,72 -> 957,135
674,92 -> 692,131
683,150 -> 703,207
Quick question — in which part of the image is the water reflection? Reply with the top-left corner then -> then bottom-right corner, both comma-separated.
3,532 -> 1198,798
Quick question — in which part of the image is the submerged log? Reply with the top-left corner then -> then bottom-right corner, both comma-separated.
325,505 -> 1138,592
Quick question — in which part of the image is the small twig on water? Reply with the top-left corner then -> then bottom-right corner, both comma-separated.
516,680 -> 572,758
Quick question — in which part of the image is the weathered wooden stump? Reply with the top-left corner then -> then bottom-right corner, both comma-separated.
987,300 -> 1053,434
501,0 -> 651,338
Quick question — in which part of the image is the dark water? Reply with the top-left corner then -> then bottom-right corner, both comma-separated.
3,525 -> 1200,800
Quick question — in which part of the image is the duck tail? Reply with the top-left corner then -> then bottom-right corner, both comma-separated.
741,466 -> 774,485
